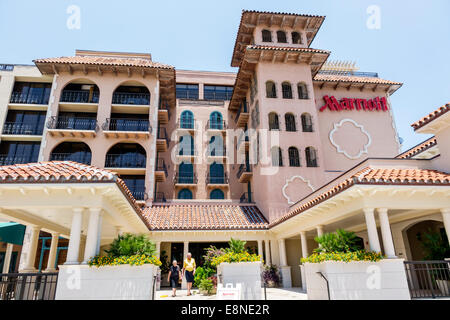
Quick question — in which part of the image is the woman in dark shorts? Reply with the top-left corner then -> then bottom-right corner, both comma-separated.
167,260 -> 181,297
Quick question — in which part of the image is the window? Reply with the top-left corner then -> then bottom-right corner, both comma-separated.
178,162 -> 194,184
2,110 -> 46,135
262,30 -> 272,42
282,82 -> 293,99
288,147 -> 300,167
291,32 -> 302,44
268,112 -> 280,130
0,141 -> 40,165
277,31 -> 287,43
51,142 -> 92,165
305,147 -> 318,167
178,188 -> 193,199
266,81 -> 277,98
179,135 -> 194,156
301,113 -> 313,132
208,135 -> 224,156
210,189 -> 224,199
209,111 -> 223,129
120,175 -> 145,200
285,113 -> 296,132
204,85 -> 233,100
176,84 -> 199,99
271,146 -> 283,166
10,82 -> 52,105
105,143 -> 146,168
180,110 -> 194,129
209,162 -> 224,184
112,85 -> 149,105
297,82 -> 308,99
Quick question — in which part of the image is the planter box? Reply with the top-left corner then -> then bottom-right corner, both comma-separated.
217,261 -> 262,300
55,264 -> 158,300
304,259 -> 410,300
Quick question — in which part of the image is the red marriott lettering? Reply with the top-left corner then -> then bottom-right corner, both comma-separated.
319,96 -> 389,112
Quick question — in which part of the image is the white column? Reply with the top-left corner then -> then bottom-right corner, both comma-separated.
377,208 -> 396,258
65,208 -> 84,265
264,240 -> 271,265
300,231 -> 308,258
155,241 -> 161,259
278,238 -> 292,288
363,207 -> 381,252
83,208 -> 102,263
182,241 -> 189,289
2,243 -> 14,273
257,240 -> 263,262
21,226 -> 40,272
278,238 -> 287,266
45,232 -> 59,272
316,225 -> 324,237
95,214 -> 103,256
441,208 -> 450,246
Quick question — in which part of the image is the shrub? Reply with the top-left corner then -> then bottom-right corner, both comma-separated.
210,251 -> 261,267
194,266 -> 216,287
419,229 -> 450,260
314,229 -> 363,254
88,254 -> 162,267
105,233 -> 156,257
301,251 -> 384,263
199,278 -> 214,295
262,264 -> 281,286
228,238 -> 246,254
203,246 -> 227,270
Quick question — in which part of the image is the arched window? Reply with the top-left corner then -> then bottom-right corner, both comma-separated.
209,162 -> 225,184
209,111 -> 223,130
297,82 -> 308,99
60,81 -> 99,104
285,113 -> 296,132
268,112 -> 280,130
210,189 -> 224,200
179,135 -> 194,155
305,147 -> 318,167
180,110 -> 194,129
301,113 -> 313,132
112,84 -> 150,105
277,30 -> 287,43
262,30 -> 272,42
282,82 -> 293,99
266,81 -> 277,98
178,162 -> 194,183
105,143 -> 146,168
209,135 -> 224,156
271,146 -> 283,166
178,188 -> 193,199
288,147 -> 300,167
50,142 -> 92,165
291,32 -> 302,44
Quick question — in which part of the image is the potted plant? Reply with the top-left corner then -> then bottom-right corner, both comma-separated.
199,277 -> 217,295
262,264 -> 281,288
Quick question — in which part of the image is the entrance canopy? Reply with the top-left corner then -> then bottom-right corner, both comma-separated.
0,222 -> 25,245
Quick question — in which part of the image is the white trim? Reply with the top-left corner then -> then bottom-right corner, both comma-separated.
329,118 -> 372,159
282,175 -> 315,205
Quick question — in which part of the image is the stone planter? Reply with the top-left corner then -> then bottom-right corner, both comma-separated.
304,259 -> 410,300
217,261 -> 262,300
55,264 -> 159,300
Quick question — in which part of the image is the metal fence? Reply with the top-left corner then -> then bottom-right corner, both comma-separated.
404,260 -> 450,299
0,272 -> 58,300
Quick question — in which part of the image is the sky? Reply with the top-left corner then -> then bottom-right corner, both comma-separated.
0,0 -> 448,151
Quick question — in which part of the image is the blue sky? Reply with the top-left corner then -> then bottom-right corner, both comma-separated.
0,0 -> 448,151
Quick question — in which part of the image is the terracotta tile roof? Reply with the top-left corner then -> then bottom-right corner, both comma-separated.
34,56 -> 173,70
270,166 -> 450,228
246,45 -> 330,54
142,204 -> 268,230
242,9 -> 325,18
411,103 -> 450,130
314,73 -> 402,85
396,137 -> 437,159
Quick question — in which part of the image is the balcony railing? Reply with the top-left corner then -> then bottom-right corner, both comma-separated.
177,119 -> 196,130
156,159 -> 168,176
105,154 -> 146,168
131,190 -> 147,201
10,92 -> 49,105
204,91 -> 233,101
102,118 -> 151,132
112,92 -> 150,105
174,174 -> 198,184
2,122 -> 44,135
49,153 -> 92,165
0,272 -> 58,300
60,90 -> 99,104
240,192 -> 254,203
237,163 -> 252,179
235,102 -> 249,122
206,173 -> 229,184
206,120 -> 226,130
0,155 -> 38,166
154,192 -> 167,202
47,116 -> 98,131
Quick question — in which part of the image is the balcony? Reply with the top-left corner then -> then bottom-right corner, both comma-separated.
10,92 -> 50,106
102,118 -> 151,139
105,154 -> 146,169
112,92 -> 150,105
173,174 -> 198,186
207,146 -> 227,163
60,90 -> 99,104
46,116 -> 98,138
177,148 -> 197,160
237,163 -> 252,183
158,100 -> 170,124
2,122 -> 44,137
176,119 -> 197,132
237,133 -> 249,152
49,152 -> 92,165
235,102 -> 249,127
0,155 -> 38,166
206,173 -> 229,186
155,159 -> 168,182
240,192 -> 254,203
131,190 -> 147,202
206,120 -> 227,131
156,127 -> 169,152
154,192 -> 167,203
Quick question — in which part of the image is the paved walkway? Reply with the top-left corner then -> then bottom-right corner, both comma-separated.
155,287 -> 307,300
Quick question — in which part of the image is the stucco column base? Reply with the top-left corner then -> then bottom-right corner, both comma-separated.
280,266 -> 292,288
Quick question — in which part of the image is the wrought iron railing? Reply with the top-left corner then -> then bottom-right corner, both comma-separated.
49,153 -> 92,165
10,92 -> 50,105
173,174 -> 198,184
112,92 -> 150,105
60,90 -> 99,104
240,192 -> 254,203
0,155 -> 38,166
2,122 -> 44,135
131,190 -> 146,201
206,173 -> 229,184
318,70 -> 379,78
237,163 -> 252,179
47,116 -> 98,131
404,260 -> 450,299
177,119 -> 196,130
235,101 -> 249,122
204,91 -> 233,101
102,118 -> 151,132
206,120 -> 226,130
0,272 -> 58,300
105,154 -> 146,168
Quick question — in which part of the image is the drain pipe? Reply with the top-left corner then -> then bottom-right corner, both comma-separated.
316,272 -> 330,300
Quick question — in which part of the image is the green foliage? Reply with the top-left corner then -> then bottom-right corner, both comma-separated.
199,278 -> 214,295
203,246 -> 227,270
314,229 -> 363,254
228,238 -> 246,254
301,251 -> 384,263
159,250 -> 170,274
194,266 -> 216,287
105,233 -> 156,257
420,229 -> 450,260
88,254 -> 161,267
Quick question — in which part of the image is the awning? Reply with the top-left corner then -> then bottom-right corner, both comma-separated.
0,222 -> 26,245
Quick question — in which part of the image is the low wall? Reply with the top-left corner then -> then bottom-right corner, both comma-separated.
55,264 -> 158,300
217,261 -> 262,300
304,259 -> 410,300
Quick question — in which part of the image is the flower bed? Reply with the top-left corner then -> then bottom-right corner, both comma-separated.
301,251 -> 384,264
211,251 -> 261,267
88,254 -> 162,267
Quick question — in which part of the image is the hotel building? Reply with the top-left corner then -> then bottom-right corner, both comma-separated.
0,10 -> 449,290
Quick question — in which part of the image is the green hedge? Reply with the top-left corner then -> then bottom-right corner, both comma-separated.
301,251 -> 384,263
